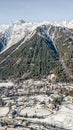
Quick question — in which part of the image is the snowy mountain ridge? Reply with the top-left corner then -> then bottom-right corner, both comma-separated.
0,20 -> 73,53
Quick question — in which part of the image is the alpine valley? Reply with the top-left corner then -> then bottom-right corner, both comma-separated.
0,20 -> 73,130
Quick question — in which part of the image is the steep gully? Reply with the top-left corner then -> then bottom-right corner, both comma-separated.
48,27 -> 73,80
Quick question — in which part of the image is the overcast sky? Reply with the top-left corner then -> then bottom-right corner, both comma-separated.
0,0 -> 73,24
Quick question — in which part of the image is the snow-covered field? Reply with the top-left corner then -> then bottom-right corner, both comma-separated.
0,107 -> 9,117
16,105 -> 73,130
0,81 -> 14,87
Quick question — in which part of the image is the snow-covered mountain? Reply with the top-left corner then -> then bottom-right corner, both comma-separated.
55,20 -> 73,28
0,20 -> 73,53
0,20 -> 73,81
0,20 -> 34,52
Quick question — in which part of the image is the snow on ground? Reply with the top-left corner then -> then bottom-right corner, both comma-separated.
30,95 -> 48,102
0,81 -> 14,87
0,107 -> 9,117
19,104 -> 73,130
7,128 -> 30,130
45,105 -> 73,129
19,107 -> 51,117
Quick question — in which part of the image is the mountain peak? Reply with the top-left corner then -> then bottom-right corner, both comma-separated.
54,20 -> 73,28
13,20 -> 25,25
0,20 -> 73,54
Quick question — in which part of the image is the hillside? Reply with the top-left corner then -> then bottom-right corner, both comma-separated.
0,21 -> 73,82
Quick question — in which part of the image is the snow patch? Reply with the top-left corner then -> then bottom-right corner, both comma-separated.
0,107 -> 9,117
0,81 -> 14,87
